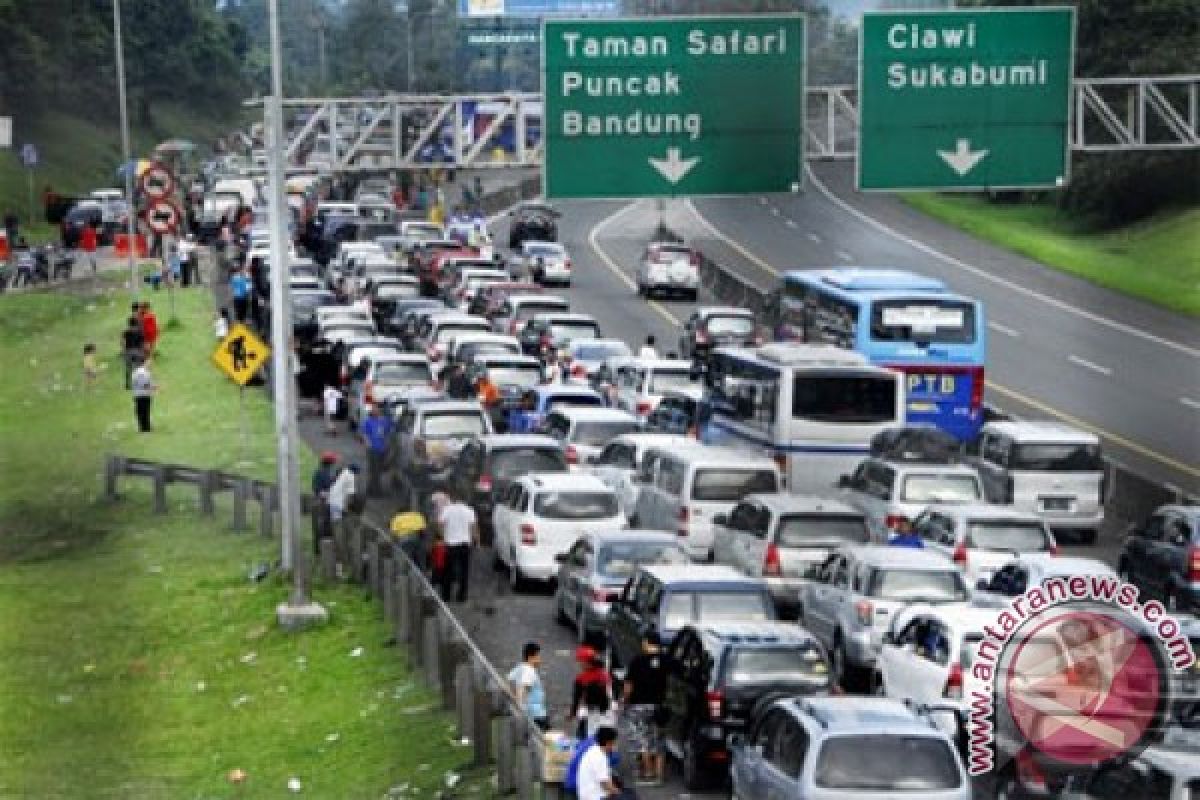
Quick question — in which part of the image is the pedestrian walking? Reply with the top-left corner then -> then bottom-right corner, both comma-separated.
358,403 -> 394,496
571,646 -> 613,736
311,451 -> 338,556
390,510 -> 429,570
507,641 -> 549,731
139,302 -> 159,356
637,335 -> 658,360
622,631 -> 669,785
575,727 -> 633,800
121,315 -> 145,389
79,223 -> 98,273
429,531 -> 448,590
178,234 -> 198,286
230,267 -> 252,323
131,356 -> 158,432
82,343 -> 98,389
214,308 -> 230,340
328,462 -> 360,524
436,490 -> 478,603
322,384 -> 342,435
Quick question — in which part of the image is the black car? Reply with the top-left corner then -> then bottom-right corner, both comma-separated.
379,298 -> 444,340
679,307 -> 759,363
291,289 -> 338,347
446,434 -> 568,543
507,203 -> 560,250
61,203 -> 105,248
660,621 -> 832,789
645,389 -> 704,435
1117,505 -> 1200,612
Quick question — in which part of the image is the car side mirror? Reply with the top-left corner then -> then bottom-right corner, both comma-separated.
976,578 -> 990,591
713,513 -> 728,526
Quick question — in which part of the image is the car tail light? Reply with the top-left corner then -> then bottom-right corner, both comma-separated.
706,690 -> 723,720
969,366 -> 985,410
1188,547 -> 1200,583
572,364 -> 587,378
1048,539 -> 1059,556
364,380 -> 375,406
476,473 -> 492,493
339,365 -> 349,385
751,334 -> 763,346
884,513 -> 908,532
427,346 -> 441,362
565,445 -> 578,465
677,506 -> 689,538
943,662 -> 963,700
952,541 -> 968,568
540,334 -> 552,348
854,599 -> 874,626
519,523 -> 536,545
636,400 -> 653,416
694,330 -> 709,345
590,587 -> 614,603
564,259 -> 572,271
763,543 -> 782,577
508,321 -> 518,334
772,453 -> 787,480
690,252 -> 701,267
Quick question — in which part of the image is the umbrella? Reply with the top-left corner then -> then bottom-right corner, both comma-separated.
115,159 -> 152,179
154,138 -> 196,153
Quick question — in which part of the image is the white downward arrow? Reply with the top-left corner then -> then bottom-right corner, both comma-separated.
648,147 -> 700,185
937,138 -> 989,176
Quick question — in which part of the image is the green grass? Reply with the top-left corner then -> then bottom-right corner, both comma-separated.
0,280 -> 485,798
902,194 -> 1200,318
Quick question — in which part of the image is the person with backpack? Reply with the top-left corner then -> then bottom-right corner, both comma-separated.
566,727 -> 634,800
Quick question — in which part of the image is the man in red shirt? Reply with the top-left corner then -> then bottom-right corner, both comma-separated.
140,302 -> 159,355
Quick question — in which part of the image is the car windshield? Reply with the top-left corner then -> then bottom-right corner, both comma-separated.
648,369 -> 696,394
377,285 -> 419,299
534,491 -> 619,520
526,244 -> 564,258
491,448 -> 568,480
547,394 -> 604,411
793,374 -> 898,423
662,591 -> 771,630
869,568 -> 968,602
487,366 -> 543,389
1011,443 -> 1104,472
436,324 -> 490,343
705,315 -> 755,336
408,224 -> 442,239
550,322 -> 599,343
516,302 -> 569,321
776,515 -> 870,548
573,419 -> 638,445
420,412 -> 486,437
692,469 -> 778,502
901,474 -> 981,504
654,246 -> 692,263
375,363 -> 431,385
595,542 -> 687,580
573,342 -> 631,362
723,646 -> 830,687
871,299 -> 978,345
815,735 -> 962,791
966,521 -> 1052,552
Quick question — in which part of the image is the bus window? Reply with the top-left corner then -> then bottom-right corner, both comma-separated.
870,299 -> 976,344
793,374 -> 898,424
810,293 -> 858,348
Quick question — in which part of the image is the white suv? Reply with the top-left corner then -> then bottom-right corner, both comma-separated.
492,473 -> 626,590
637,241 -> 700,301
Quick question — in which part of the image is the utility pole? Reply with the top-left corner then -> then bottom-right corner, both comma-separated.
269,0 -> 327,631
113,0 -> 138,297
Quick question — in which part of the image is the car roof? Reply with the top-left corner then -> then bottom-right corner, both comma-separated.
473,434 -> 562,451
984,420 -> 1100,445
474,354 -> 541,366
639,564 -> 766,587
1014,554 -> 1115,577
693,621 -> 821,648
637,358 -> 694,371
414,400 -> 485,414
516,472 -> 610,492
367,352 -> 427,363
924,504 -> 1048,524
696,306 -> 755,318
869,457 -> 981,476
745,493 -> 863,516
659,386 -> 705,402
900,604 -> 1000,635
531,312 -> 597,324
508,293 -> 569,305
840,545 -> 959,569
548,406 -> 637,422
611,432 -> 696,451
647,444 -> 778,469
584,529 -> 682,546
792,696 -> 936,735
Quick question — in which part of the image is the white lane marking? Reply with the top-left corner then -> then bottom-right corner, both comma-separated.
588,201 -> 682,329
684,199 -> 778,279
785,219 -> 798,229
770,207 -> 781,217
1067,354 -> 1113,377
807,232 -> 821,244
836,250 -> 853,262
1181,397 -> 1200,411
988,321 -> 1021,338
758,197 -> 768,205
804,166 -> 1199,360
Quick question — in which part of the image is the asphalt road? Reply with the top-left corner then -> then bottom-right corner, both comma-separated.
676,162 -> 1199,496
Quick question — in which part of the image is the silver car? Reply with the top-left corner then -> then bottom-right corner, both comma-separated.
553,530 -> 688,643
838,456 -> 985,541
730,696 -> 971,800
799,545 -> 970,687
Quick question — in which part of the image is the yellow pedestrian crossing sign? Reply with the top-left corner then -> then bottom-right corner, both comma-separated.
212,323 -> 271,386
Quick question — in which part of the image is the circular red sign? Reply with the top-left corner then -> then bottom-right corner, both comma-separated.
146,200 -> 180,235
141,162 -> 175,199
1002,608 -> 1167,767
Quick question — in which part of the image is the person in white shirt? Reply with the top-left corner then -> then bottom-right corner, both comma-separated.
637,335 -> 658,360
214,308 -> 230,340
322,384 -> 343,435
328,463 -> 359,522
577,727 -> 624,800
437,491 -> 478,603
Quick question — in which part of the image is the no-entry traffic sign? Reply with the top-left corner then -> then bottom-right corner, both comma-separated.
140,162 -> 175,199
146,199 -> 180,235
857,7 -> 1075,191
543,15 -> 806,199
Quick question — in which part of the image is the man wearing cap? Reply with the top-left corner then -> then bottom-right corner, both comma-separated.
311,452 -> 339,555
358,403 -> 394,497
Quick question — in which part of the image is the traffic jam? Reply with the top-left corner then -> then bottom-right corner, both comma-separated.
217,157 -> 1199,799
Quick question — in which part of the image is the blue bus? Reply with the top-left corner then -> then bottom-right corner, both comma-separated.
764,268 -> 987,441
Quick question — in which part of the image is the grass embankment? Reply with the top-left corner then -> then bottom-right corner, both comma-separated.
0,280 -> 482,797
902,194 -> 1200,318
0,104 -> 238,243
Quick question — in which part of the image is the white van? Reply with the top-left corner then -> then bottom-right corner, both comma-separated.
212,177 -> 259,208
631,445 -> 781,561
966,420 -> 1106,544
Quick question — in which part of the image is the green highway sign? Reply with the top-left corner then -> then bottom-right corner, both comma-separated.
543,15 -> 805,199
857,7 -> 1075,191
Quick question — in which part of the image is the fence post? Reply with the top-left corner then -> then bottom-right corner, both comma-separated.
103,455 -> 123,501
152,466 -> 168,514
455,662 -> 474,742
348,521 -> 363,583
396,564 -> 414,643
440,629 -> 468,711
231,478 -> 250,531
422,615 -> 442,691
381,554 -> 397,623
365,535 -> 381,599
258,493 -> 273,538
515,743 -> 536,800
473,681 -> 497,767
198,470 -> 216,515
319,538 -> 337,583
496,714 -> 517,793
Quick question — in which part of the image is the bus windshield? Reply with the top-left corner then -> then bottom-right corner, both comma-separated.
870,299 -> 977,344
793,374 -> 897,424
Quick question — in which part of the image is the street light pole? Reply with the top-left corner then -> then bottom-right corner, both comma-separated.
268,0 -> 326,630
113,0 -> 138,297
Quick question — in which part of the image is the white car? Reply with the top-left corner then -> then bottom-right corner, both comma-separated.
877,605 -> 998,736
583,433 -> 696,517
348,353 -> 433,426
914,504 -> 1057,587
315,305 -> 374,332
447,267 -> 508,309
611,358 -> 699,421
637,241 -> 699,300
492,473 -> 626,590
539,406 -> 642,467
972,553 -> 1117,608
562,339 -> 632,384
520,241 -> 572,287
